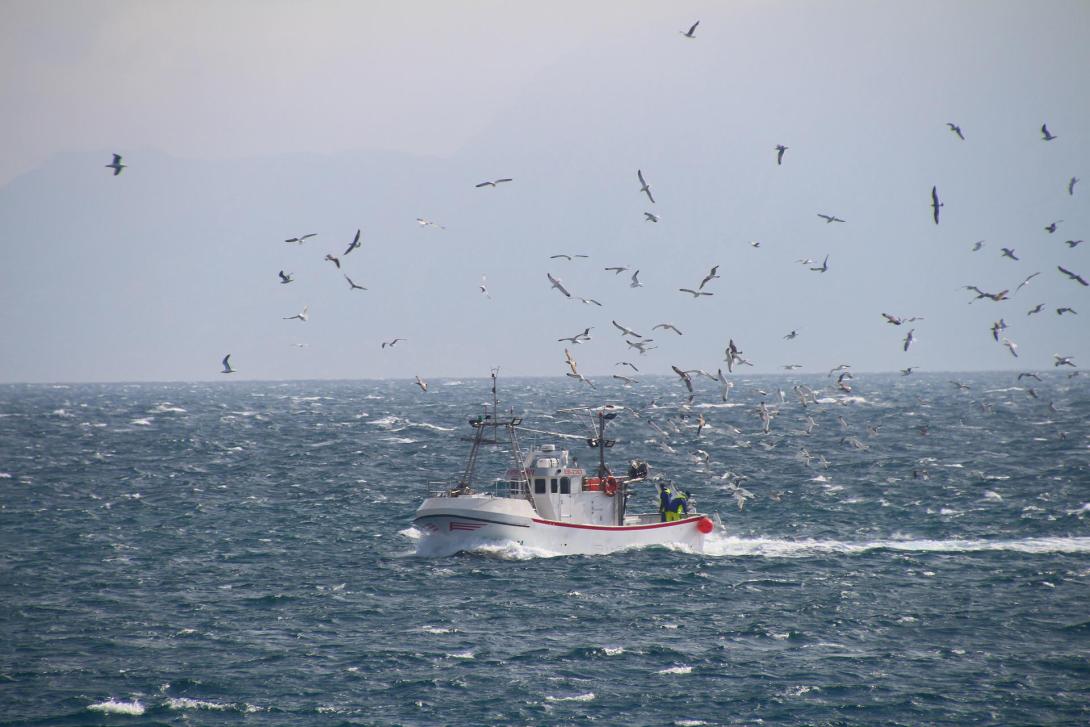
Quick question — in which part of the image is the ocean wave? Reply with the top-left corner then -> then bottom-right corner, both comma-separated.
88,699 -> 145,715
165,697 -> 233,711
545,692 -> 596,702
703,534 -> 1090,557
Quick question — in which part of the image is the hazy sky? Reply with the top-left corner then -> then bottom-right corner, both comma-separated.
2,1 -> 1088,383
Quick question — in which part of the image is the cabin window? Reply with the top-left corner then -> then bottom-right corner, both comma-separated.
560,477 -> 571,494
534,478 -> 546,494
550,478 -> 558,493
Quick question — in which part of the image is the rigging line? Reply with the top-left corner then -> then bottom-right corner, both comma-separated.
513,425 -> 587,441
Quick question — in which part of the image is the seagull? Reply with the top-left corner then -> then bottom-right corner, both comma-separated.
415,376 -> 428,392
900,367 -> 916,376
612,374 -> 638,385
547,273 -> 572,297
679,288 -> 713,297
671,365 -> 694,403
221,354 -> 235,374
1000,248 -> 1019,260
476,178 -> 513,188
795,258 -> 816,266
1065,240 -> 1084,248
278,270 -> 294,284
699,265 -> 720,289
1070,177 -> 1080,196
566,372 -> 596,389
810,255 -> 829,273
283,305 -> 309,321
931,186 -> 943,224
775,145 -> 788,165
1054,354 -> 1076,367
972,240 -> 985,251
817,213 -> 845,223
1045,221 -> 1061,234
479,274 -> 490,299
965,285 -> 1009,302
630,270 -> 644,288
725,339 -> 744,372
1015,272 -> 1040,293
783,364 -> 803,370
637,169 -> 655,203
882,313 -> 905,325
285,233 -> 317,244
1001,337 -> 1018,357
784,330 -> 798,340
1017,372 -> 1041,381
558,327 -> 593,344
1056,307 -> 1077,316
549,254 -> 589,261
947,122 -> 964,140
626,338 -> 657,355
612,320 -> 643,338
715,369 -> 733,401
577,296 -> 603,306
950,380 -> 971,390
680,20 -> 699,38
343,229 -> 362,255
1058,266 -> 1089,286
644,212 -> 660,223
344,274 -> 367,291
105,153 -> 126,175
1027,303 -> 1045,315
604,266 -> 629,275
750,241 -> 761,248
653,323 -> 683,335
903,329 -> 916,352
382,338 -> 405,348
416,217 -> 446,229
991,319 -> 1007,341
324,254 -> 341,269
616,361 -> 639,372
563,348 -> 578,375
1041,123 -> 1057,141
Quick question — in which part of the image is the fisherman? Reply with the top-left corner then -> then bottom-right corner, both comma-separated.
668,489 -> 691,521
657,481 -> 674,522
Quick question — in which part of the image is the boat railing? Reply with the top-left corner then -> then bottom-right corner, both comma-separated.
425,479 -> 531,500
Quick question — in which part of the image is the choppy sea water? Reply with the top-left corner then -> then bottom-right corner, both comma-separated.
1,374 -> 1088,726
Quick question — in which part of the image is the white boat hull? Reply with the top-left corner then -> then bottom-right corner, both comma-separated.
413,495 -> 711,556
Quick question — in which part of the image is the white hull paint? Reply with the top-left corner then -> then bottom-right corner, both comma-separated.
413,495 -> 710,556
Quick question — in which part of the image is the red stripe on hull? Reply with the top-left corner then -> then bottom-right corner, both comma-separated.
530,517 -> 703,532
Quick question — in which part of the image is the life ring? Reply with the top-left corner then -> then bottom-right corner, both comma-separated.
603,477 -> 618,496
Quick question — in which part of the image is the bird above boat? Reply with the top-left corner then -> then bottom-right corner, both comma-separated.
105,153 -> 126,175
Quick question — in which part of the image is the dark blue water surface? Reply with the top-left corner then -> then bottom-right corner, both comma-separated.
1,374 -> 1088,726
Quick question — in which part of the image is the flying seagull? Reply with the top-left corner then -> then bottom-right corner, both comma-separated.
1015,272 -> 1040,293
558,327 -> 593,344
775,145 -> 788,165
547,273 -> 572,297
991,319 -> 1007,341
947,123 -> 964,140
476,178 -> 513,188
480,274 -> 491,299
637,169 -> 655,203
626,339 -> 656,355
972,240 -> 985,251
415,375 -> 428,392
681,20 -> 699,38
1054,354 -> 1076,367
903,329 -> 916,352
344,274 -> 366,291
630,270 -> 644,288
604,266 -> 629,275
784,330 -> 798,340
105,153 -> 126,175
577,296 -> 602,306
613,374 -> 638,385
616,361 -> 639,372
1066,240 -> 1083,248
381,338 -> 405,348
549,254 -> 589,261
278,270 -> 294,284
817,213 -> 846,223
1058,266 -> 1088,286
810,255 -> 829,273
1001,337 -> 1018,357
653,323 -> 683,335
679,287 -> 713,297
343,229 -> 362,256
1069,177 -> 1080,196
324,253 -> 341,269
1045,221 -> 1062,234
416,217 -> 446,229
699,265 -> 720,289
285,234 -> 317,244
283,305 -> 309,321
931,186 -> 943,224
1027,303 -> 1045,315
644,212 -> 660,223
671,365 -> 695,403
1056,307 -> 1077,315
221,354 -> 235,374
612,320 -> 643,338
1000,248 -> 1019,260
1041,123 -> 1057,141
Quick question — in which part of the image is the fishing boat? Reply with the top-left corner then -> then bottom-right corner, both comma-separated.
412,374 -> 716,556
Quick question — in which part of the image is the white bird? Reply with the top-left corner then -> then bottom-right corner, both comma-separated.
547,273 -> 572,298
612,320 -> 643,338
221,354 -> 235,374
637,169 -> 655,203
558,327 -> 593,344
680,20 -> 699,38
715,369 -> 733,402
1054,354 -> 1076,367
810,255 -> 829,273
480,274 -> 491,299
566,372 -> 596,389
476,177 -> 513,188
616,361 -> 639,372
653,323 -> 683,335
903,329 -> 915,352
1001,337 -> 1018,358
283,305 -> 308,321
626,338 -> 657,355
416,217 -> 446,229
577,296 -> 602,306
105,153 -> 126,175
679,288 -> 713,298
613,374 -> 638,385
699,265 -> 720,290
285,233 -> 317,244
344,274 -> 367,291
549,253 -> 589,261
415,375 -> 428,392
630,270 -> 644,288
644,212 -> 660,223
